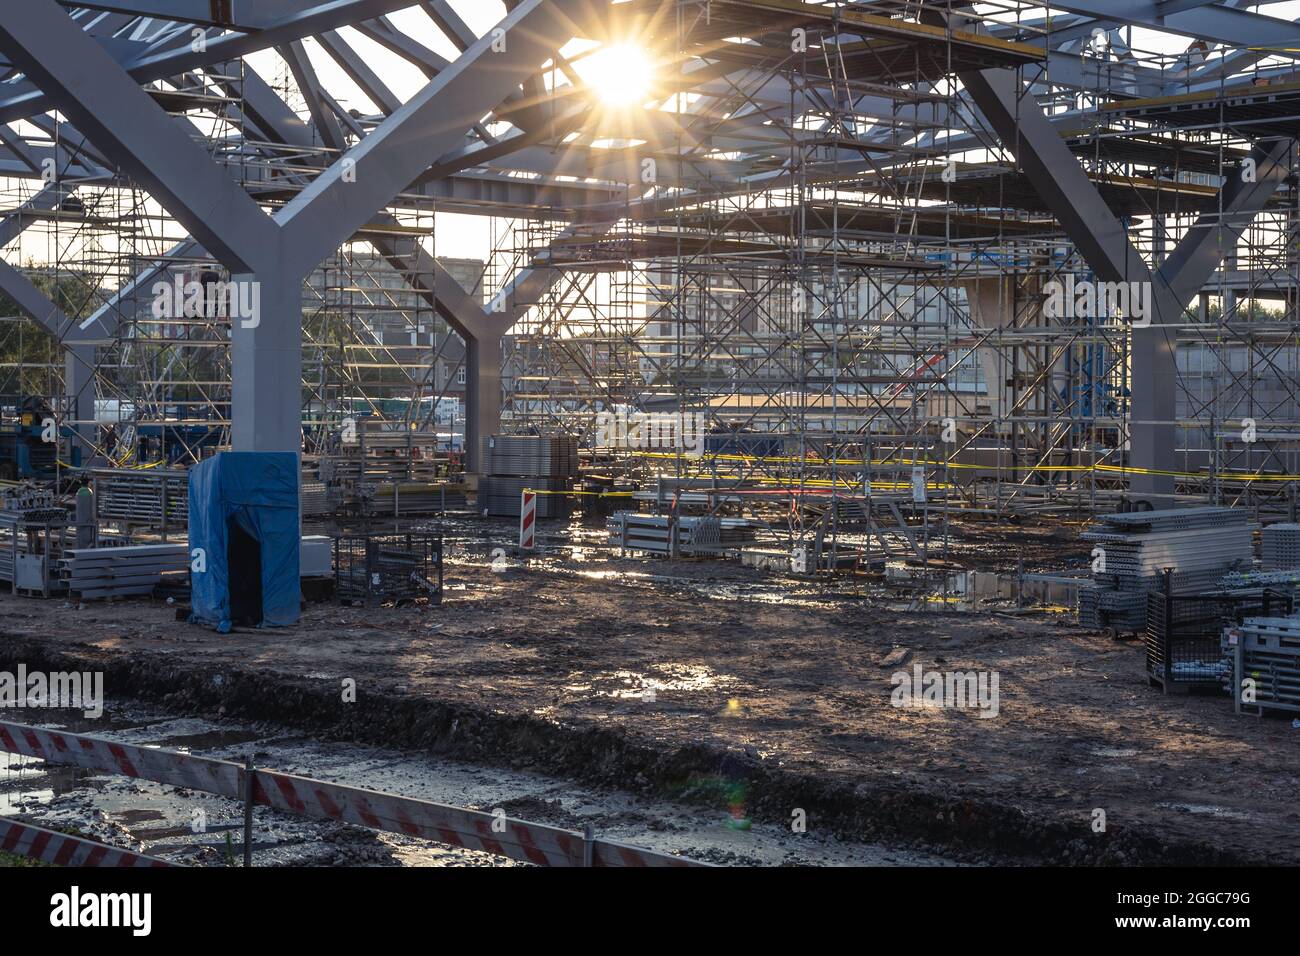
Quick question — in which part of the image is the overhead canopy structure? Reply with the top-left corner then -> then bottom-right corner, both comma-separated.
0,1 -> 1298,507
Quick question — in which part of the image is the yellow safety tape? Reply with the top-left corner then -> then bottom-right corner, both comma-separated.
614,449 -> 1300,482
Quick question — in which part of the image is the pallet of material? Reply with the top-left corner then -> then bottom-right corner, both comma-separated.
1225,616 -> 1300,715
478,476 -> 572,518
1078,506 -> 1254,631
607,512 -> 757,556
480,435 -> 578,477
58,544 -> 188,599
362,481 -> 468,515
1263,523 -> 1300,572
301,481 -> 329,516
91,468 -> 188,525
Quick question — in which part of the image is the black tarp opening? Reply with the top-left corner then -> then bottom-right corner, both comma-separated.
227,515 -> 263,627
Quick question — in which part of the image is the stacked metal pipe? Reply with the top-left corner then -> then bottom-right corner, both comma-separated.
1262,523 -> 1300,571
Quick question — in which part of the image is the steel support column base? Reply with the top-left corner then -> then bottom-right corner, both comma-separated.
465,334 -> 502,475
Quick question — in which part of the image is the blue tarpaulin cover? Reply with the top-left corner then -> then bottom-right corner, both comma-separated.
188,451 -> 300,631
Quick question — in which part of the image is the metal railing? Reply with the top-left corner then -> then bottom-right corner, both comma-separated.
0,720 -> 709,868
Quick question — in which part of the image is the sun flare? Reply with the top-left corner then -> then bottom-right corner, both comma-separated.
583,43 -> 654,106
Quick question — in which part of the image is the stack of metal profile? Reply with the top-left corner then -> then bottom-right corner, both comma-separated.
478,435 -> 578,518
1262,523 -> 1300,571
301,480 -> 329,516
1078,584 -> 1148,630
91,468 -> 188,527
0,486 -> 63,520
1078,507 -> 1254,632
58,543 -> 188,600
360,481 -> 468,515
1221,568 -> 1300,590
1224,615 -> 1300,715
478,475 -> 571,518
606,512 -> 757,556
479,435 -> 578,478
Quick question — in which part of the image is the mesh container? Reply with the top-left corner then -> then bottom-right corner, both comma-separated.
1145,593 -> 1227,689
1146,585 -> 1293,692
333,532 -> 442,607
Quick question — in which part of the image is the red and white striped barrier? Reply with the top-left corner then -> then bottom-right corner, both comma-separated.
0,721 -> 243,797
0,818 -> 171,867
0,720 -> 708,867
519,489 -> 536,549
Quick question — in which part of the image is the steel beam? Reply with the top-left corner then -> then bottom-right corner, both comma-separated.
1040,0 -> 1300,50
0,1 -> 420,124
960,66 -> 1151,284
0,0 -> 278,273
962,63 -> 1293,500
276,0 -> 581,275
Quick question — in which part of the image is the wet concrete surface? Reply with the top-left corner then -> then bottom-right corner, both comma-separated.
0,706 -> 950,867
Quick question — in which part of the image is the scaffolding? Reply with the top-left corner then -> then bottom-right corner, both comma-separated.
1,0 -> 1299,551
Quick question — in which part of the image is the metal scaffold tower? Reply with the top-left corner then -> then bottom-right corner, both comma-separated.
0,0 -> 1297,530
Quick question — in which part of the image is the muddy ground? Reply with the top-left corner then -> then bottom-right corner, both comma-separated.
0,516 -> 1294,866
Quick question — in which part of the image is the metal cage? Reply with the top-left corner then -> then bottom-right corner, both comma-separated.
332,531 -> 442,607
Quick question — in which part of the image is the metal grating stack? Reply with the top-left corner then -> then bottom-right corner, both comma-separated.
480,435 -> 578,477
478,435 -> 578,519
301,481 -> 329,516
607,512 -> 757,556
91,468 -> 188,527
1262,523 -> 1300,571
58,543 -> 188,600
1078,584 -> 1147,630
1224,616 -> 1300,715
1079,507 -> 1254,632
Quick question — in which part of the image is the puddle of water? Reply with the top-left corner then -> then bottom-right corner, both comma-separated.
1156,802 -> 1251,820
146,728 -> 263,752
1,755 -> 108,799
1088,746 -> 1139,758
0,787 -> 57,814
582,663 -> 737,699
2,753 -> 44,772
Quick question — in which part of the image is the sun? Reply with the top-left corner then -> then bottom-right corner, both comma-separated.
582,43 -> 654,106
